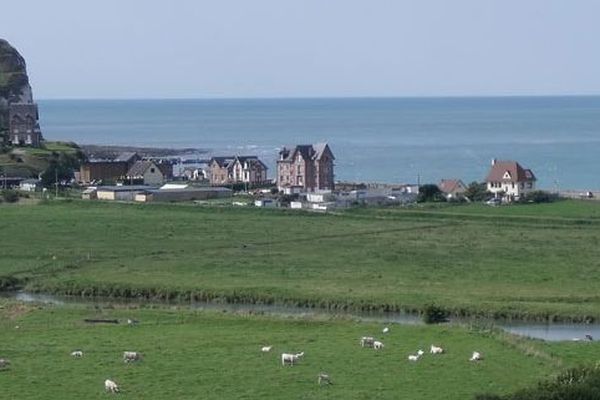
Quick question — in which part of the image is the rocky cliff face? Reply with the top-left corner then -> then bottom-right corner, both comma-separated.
0,39 -> 34,141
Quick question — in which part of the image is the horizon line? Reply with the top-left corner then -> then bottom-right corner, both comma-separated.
36,93 -> 600,101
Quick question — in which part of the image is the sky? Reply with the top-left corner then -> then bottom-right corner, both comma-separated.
2,0 -> 600,99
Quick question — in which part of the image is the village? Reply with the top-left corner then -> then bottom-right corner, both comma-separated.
3,134 -> 556,209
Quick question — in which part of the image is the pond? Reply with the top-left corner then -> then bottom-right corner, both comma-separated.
2,291 -> 599,342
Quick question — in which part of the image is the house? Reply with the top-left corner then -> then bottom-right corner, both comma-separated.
486,159 -> 536,201
8,103 -> 43,147
208,156 -> 268,186
19,178 -> 41,192
277,143 -> 335,192
79,152 -> 140,184
438,179 -> 467,199
126,160 -> 173,186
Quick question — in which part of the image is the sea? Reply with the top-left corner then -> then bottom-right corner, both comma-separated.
38,96 -> 600,190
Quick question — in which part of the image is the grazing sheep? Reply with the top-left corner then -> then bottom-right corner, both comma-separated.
127,319 -> 139,326
0,358 -> 10,370
417,349 -> 424,356
373,340 -> 385,350
261,345 -> 273,353
382,326 -> 390,334
123,351 -> 142,363
104,379 -> 119,393
430,345 -> 444,354
71,350 -> 84,358
470,351 -> 482,362
360,336 -> 375,348
318,372 -> 332,386
408,354 -> 421,362
281,352 -> 304,366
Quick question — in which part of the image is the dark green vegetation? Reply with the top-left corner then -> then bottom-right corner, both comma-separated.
1,301 -> 599,399
477,365 -> 600,400
0,141 -> 84,179
2,200 -> 600,321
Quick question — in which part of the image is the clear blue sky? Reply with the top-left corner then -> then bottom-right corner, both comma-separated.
2,0 -> 600,99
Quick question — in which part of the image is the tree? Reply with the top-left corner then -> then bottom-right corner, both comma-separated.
464,181 -> 491,202
417,184 -> 446,203
40,151 -> 82,188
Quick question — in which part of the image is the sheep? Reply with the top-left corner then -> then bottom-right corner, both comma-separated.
382,326 -> 390,334
281,352 -> 304,366
123,351 -> 142,363
127,319 -> 139,326
318,372 -> 332,386
470,351 -> 482,362
104,379 -> 119,393
261,345 -> 273,353
0,358 -> 10,370
360,336 -> 375,348
430,345 -> 444,354
408,349 -> 424,361
373,340 -> 385,350
71,350 -> 84,358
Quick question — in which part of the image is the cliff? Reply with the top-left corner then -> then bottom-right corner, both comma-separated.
0,39 -> 35,142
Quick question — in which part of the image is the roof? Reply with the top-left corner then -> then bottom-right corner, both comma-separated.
210,156 -> 236,168
210,156 -> 267,170
486,160 -> 536,183
97,185 -> 156,192
114,152 -> 138,163
278,143 -> 334,162
126,160 -> 168,178
438,179 -> 466,194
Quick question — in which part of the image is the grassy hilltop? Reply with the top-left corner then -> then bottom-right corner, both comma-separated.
2,200 -> 600,321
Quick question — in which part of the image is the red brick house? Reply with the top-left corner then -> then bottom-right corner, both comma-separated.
277,143 -> 335,192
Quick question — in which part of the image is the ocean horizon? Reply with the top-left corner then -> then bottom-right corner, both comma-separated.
39,96 -> 600,190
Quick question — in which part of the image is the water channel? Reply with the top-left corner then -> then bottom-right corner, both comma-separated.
3,291 -> 599,342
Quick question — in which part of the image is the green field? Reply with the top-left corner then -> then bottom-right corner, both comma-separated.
1,300 -> 599,400
2,200 -> 600,320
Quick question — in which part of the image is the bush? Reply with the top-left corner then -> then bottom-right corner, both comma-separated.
1,189 -> 19,203
417,184 -> 447,203
475,365 -> 600,400
519,190 -> 557,204
464,181 -> 493,202
422,303 -> 449,324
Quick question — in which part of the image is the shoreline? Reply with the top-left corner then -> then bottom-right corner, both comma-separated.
80,144 -> 208,159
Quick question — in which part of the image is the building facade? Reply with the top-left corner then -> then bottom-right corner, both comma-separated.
79,152 -> 140,184
438,179 -> 467,199
126,160 -> 173,186
277,143 -> 335,192
8,103 -> 43,147
208,156 -> 268,186
486,159 -> 536,200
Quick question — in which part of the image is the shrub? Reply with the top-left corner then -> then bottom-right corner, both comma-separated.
1,189 -> 19,203
417,184 -> 447,203
422,303 -> 449,324
519,190 -> 557,204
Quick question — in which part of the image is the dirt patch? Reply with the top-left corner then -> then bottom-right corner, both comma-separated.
0,303 -> 36,320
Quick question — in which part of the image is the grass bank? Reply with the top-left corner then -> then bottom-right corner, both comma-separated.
2,200 -> 600,321
2,300 -> 599,399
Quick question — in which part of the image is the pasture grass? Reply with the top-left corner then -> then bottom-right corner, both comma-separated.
1,200 -> 600,319
2,301 -> 595,400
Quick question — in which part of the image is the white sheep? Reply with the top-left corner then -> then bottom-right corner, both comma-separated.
360,336 -> 375,348
430,345 -> 444,354
261,345 -> 273,353
123,351 -> 142,363
382,326 -> 390,334
408,354 -> 421,362
281,352 -> 304,366
373,340 -> 385,350
318,372 -> 332,386
104,379 -> 119,393
417,349 -> 424,356
470,351 -> 482,361
71,350 -> 83,358
0,358 -> 10,369
127,319 -> 139,326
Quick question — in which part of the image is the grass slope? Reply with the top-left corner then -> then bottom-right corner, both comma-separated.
2,200 -> 600,320
3,301 -> 595,400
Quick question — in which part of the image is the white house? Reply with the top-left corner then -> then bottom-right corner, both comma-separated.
486,159 -> 536,201
19,179 -> 41,192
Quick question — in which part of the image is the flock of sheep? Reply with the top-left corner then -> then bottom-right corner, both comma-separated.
0,322 -> 487,394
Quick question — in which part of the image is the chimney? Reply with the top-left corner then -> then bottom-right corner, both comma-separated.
491,158 -> 497,166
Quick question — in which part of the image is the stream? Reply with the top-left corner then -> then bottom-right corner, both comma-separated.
3,291 -> 599,342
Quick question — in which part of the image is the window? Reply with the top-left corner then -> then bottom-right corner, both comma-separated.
150,168 -> 155,173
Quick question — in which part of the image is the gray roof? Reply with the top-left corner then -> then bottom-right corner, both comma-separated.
97,185 -> 157,192
126,161 -> 158,177
114,152 -> 138,163
279,143 -> 334,162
